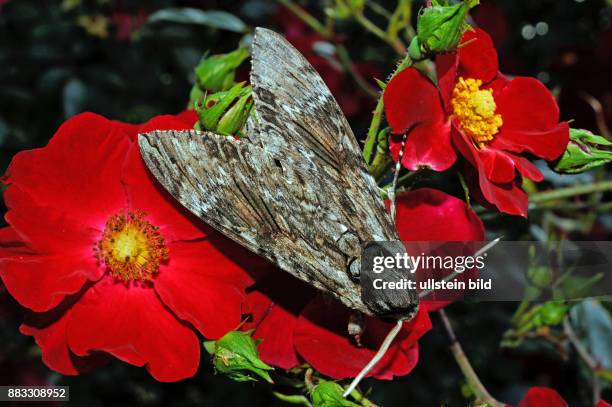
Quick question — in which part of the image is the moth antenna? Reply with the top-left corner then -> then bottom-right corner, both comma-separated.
388,132 -> 408,223
343,319 -> 404,398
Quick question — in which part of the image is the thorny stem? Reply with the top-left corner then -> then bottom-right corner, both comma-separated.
563,317 -> 602,405
439,310 -> 506,407
277,0 -> 378,98
363,54 -> 414,165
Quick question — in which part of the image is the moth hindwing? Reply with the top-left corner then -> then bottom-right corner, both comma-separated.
138,27 -> 418,319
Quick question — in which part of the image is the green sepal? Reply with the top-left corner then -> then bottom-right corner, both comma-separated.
310,381 -> 360,407
410,0 -> 479,60
195,82 -> 253,136
205,330 -> 275,384
551,128 -> 612,174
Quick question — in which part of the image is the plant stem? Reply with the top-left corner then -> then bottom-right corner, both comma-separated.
563,317 -> 602,405
335,45 -> 379,98
363,97 -> 386,164
439,310 -> 505,407
379,171 -> 418,199
353,11 -> 406,54
276,0 -> 378,98
362,53 -> 414,164
529,180 -> 612,204
276,0 -> 331,37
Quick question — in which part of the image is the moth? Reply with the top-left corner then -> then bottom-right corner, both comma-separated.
139,27 -> 418,320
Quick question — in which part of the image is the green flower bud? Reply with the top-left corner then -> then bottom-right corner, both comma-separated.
194,47 -> 249,93
204,330 -> 274,384
551,128 -> 612,174
310,381 -> 360,407
409,0 -> 479,61
195,82 -> 253,136
534,302 -> 568,327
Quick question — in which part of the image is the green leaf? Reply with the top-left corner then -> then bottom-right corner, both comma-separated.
148,8 -> 247,32
551,128 -> 612,174
193,47 -> 249,93
206,330 -> 275,384
310,381 -> 360,407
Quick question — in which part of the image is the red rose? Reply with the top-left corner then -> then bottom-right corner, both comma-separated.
384,28 -> 569,217
244,189 -> 483,379
517,387 -> 568,407
0,111 -> 267,381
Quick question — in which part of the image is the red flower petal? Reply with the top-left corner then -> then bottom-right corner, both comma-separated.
436,53 -> 458,113
518,387 -> 568,407
175,110 -> 198,127
393,188 -> 484,242
457,28 -> 499,84
384,68 -> 446,134
453,130 -> 529,217
154,241 -> 254,339
477,147 -> 517,183
509,154 -> 544,182
20,301 -> 109,375
137,114 -> 196,137
389,120 -> 456,171
294,297 -> 430,379
493,77 -> 569,160
122,142 -> 206,242
597,400 -> 612,407
3,113 -> 130,229
1,189 -> 102,312
67,277 -> 200,381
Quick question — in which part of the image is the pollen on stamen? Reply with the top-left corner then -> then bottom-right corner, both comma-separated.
95,210 -> 169,282
451,77 -> 503,148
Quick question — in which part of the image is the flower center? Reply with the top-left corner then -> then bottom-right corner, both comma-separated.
451,77 -> 503,148
96,210 -> 168,282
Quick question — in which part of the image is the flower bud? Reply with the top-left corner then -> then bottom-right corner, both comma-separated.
204,330 -> 274,383
310,381 -> 360,407
409,0 -> 479,60
551,128 -> 612,174
195,82 -> 253,136
194,47 -> 249,93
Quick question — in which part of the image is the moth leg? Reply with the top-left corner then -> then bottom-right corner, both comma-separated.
348,312 -> 365,347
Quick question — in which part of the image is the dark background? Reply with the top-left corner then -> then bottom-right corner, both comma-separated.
0,0 -> 610,406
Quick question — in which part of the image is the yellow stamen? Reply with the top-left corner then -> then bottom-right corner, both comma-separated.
96,210 -> 168,282
451,77 -> 503,148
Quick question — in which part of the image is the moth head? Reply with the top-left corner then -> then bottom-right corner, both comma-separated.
359,241 -> 420,321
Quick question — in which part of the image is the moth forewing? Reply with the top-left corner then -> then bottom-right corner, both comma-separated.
138,27 -> 419,320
